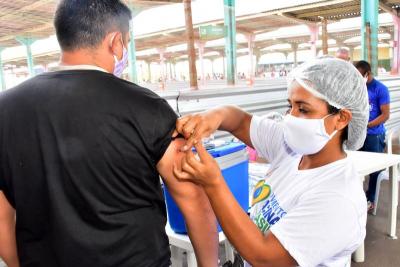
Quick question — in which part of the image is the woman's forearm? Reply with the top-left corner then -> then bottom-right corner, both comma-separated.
213,105 -> 249,132
203,177 -> 271,266
212,106 -> 253,146
203,179 -> 296,267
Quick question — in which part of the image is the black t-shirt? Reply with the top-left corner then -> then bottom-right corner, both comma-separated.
0,70 -> 177,267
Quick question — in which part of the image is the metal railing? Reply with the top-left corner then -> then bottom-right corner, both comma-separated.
157,76 -> 400,139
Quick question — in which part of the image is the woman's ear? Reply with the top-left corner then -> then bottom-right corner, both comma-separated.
337,109 -> 352,131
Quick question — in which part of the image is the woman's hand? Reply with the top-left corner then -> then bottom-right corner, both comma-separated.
174,111 -> 222,151
173,142 -> 224,188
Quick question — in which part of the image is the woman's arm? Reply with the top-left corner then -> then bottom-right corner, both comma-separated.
0,191 -> 19,267
173,143 -> 297,267
175,105 -> 253,149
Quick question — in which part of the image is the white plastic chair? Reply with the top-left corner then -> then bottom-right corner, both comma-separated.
373,126 -> 400,215
373,170 -> 389,215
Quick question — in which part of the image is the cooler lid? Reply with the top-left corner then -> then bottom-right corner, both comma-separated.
207,142 -> 246,158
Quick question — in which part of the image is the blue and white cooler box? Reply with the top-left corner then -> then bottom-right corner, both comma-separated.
164,142 -> 249,234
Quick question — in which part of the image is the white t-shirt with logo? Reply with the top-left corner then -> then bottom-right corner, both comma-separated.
247,116 -> 367,267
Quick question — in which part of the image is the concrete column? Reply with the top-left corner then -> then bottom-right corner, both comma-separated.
224,0 -> 237,85
0,48 -> 5,90
16,37 -> 36,77
247,34 -> 255,86
308,25 -> 319,58
183,0 -> 198,90
158,48 -> 166,90
127,6 -> 143,83
172,62 -> 177,80
165,61 -> 169,81
254,48 -> 262,77
291,43 -> 298,67
361,0 -> 379,74
168,61 -> 173,80
392,15 -> 400,75
284,52 -> 289,61
196,41 -> 206,83
146,61 -> 152,82
128,20 -> 138,83
211,59 -> 215,77
322,19 -> 329,55
349,47 -> 355,61
222,53 -> 226,79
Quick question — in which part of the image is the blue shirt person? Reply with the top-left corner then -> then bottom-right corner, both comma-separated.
367,78 -> 390,135
355,60 -> 390,212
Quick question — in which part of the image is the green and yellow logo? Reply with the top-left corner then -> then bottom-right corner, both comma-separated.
252,180 -> 271,206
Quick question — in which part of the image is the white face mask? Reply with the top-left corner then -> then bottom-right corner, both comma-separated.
283,114 -> 338,155
363,73 -> 369,84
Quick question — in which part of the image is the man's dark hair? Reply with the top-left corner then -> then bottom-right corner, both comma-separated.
354,60 -> 371,76
54,0 -> 132,51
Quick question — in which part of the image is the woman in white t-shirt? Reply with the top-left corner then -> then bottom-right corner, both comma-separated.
173,58 -> 369,267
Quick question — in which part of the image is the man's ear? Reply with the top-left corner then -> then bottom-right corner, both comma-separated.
108,32 -> 123,61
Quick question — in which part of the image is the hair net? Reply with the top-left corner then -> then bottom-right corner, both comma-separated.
287,57 -> 369,150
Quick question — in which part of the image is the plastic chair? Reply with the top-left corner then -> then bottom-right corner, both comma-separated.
372,126 -> 400,215
373,170 -> 389,215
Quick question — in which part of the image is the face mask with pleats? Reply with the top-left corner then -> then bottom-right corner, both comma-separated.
111,34 -> 129,78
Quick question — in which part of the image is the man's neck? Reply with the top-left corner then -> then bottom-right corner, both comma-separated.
60,50 -> 112,73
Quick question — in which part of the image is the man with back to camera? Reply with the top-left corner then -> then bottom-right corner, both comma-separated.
355,60 -> 390,213
0,1 -> 218,266
336,48 -> 351,61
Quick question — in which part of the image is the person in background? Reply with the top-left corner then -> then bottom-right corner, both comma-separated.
0,1 -> 217,266
336,48 -> 351,61
378,66 -> 387,74
355,60 -> 390,213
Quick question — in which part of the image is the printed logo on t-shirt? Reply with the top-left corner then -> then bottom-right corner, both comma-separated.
252,180 -> 271,206
252,182 -> 287,233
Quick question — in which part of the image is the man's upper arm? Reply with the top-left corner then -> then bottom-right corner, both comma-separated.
157,139 -> 184,191
0,191 -> 14,223
0,164 -> 4,192
157,139 -> 219,266
156,139 -> 206,202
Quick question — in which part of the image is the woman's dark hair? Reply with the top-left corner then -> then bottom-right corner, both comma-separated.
54,0 -> 132,51
327,104 -> 348,144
